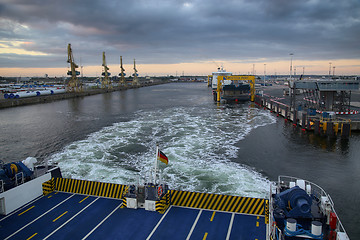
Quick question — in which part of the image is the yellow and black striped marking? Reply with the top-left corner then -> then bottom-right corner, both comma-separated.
170,190 -> 266,216
42,178 -> 55,195
55,178 -> 128,199
264,199 -> 269,224
43,178 -> 266,216
120,187 -> 128,208
121,197 -> 127,208
155,191 -> 171,214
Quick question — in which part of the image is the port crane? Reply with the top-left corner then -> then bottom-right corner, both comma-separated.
119,56 -> 126,86
67,44 -> 82,92
101,52 -> 112,89
132,59 -> 140,86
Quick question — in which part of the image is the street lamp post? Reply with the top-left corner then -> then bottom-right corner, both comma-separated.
264,64 -> 266,87
289,53 -> 294,80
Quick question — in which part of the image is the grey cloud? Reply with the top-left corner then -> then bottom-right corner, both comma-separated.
0,0 -> 359,68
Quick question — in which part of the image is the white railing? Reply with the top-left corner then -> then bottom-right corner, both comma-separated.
15,172 -> 24,186
268,183 -> 285,240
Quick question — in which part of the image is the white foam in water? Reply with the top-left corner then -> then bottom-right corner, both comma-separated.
49,105 -> 276,198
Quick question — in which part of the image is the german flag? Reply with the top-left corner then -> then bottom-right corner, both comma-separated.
157,150 -> 168,165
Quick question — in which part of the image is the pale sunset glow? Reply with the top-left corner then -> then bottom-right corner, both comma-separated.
2,59 -> 359,78
0,47 -> 48,56
0,40 -> 48,56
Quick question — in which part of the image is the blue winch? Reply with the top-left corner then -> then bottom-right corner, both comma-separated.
0,161 -> 34,191
274,186 -> 313,218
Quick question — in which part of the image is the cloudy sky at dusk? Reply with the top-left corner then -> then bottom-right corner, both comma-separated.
0,0 -> 359,77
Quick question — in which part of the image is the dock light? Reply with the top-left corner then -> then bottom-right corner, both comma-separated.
289,53 -> 294,80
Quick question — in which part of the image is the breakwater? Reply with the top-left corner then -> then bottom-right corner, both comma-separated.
0,82 -> 167,109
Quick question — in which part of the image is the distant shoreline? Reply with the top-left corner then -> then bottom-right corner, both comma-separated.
0,82 -> 168,109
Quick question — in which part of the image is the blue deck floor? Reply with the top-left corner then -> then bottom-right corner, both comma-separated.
0,192 -> 266,240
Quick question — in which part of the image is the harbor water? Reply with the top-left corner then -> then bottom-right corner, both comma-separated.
0,82 -> 359,238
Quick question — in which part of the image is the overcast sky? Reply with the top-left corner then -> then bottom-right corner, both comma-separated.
0,0 -> 359,76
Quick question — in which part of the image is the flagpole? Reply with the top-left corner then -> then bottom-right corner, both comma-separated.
154,145 -> 158,184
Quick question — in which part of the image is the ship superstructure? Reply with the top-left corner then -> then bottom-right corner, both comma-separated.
210,67 -> 253,103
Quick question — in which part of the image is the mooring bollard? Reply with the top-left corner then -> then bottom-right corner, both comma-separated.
326,122 -> 335,138
302,113 -> 307,129
341,123 -> 351,139
314,120 -> 320,135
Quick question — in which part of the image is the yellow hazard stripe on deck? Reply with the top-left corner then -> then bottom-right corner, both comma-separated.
155,191 -> 171,213
42,178 -> 55,195
170,190 -> 266,215
54,178 -> 128,199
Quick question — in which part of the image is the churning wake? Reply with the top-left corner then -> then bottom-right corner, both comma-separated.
48,104 -> 276,198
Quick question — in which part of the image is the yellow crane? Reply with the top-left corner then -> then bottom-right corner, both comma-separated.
132,59 -> 140,86
67,44 -> 82,92
119,56 -> 126,86
102,52 -> 112,89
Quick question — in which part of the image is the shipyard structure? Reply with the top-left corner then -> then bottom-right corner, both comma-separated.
0,44 -> 170,108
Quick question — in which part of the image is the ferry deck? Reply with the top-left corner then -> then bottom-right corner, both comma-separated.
0,191 -> 266,240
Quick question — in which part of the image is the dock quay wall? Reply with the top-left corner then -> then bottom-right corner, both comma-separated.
254,95 -> 360,137
0,82 -> 167,109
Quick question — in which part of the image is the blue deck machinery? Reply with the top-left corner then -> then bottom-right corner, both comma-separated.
0,158 -> 36,192
270,177 -> 349,239
273,183 -> 326,239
